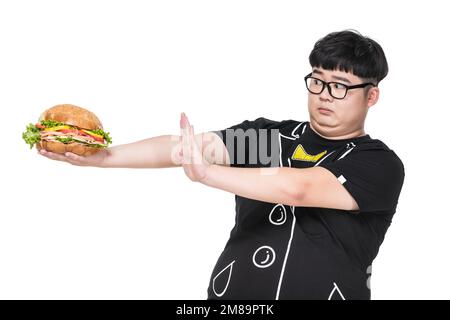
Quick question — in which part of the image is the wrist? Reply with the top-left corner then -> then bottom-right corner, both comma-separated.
96,148 -> 112,168
200,164 -> 216,186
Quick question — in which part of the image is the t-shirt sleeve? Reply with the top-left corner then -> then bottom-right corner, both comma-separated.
318,149 -> 405,213
211,117 -> 297,168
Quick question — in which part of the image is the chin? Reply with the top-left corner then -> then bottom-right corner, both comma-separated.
312,114 -> 337,127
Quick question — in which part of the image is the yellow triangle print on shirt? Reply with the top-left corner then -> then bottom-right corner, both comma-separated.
291,144 -> 327,162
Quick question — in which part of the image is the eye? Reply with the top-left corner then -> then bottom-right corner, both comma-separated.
332,83 -> 346,89
313,79 -> 322,85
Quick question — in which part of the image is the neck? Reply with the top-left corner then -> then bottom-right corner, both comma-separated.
309,121 -> 366,140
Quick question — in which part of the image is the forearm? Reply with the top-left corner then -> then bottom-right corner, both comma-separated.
100,135 -> 181,168
202,165 -> 300,205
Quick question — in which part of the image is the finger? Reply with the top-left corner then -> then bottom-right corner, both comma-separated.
185,133 -> 192,164
39,150 -> 70,162
181,124 -> 191,164
180,113 -> 189,137
188,125 -> 200,162
180,112 -> 189,129
191,126 -> 200,152
188,125 -> 195,162
190,126 -> 203,165
180,114 -> 185,139
64,152 -> 84,163
189,125 -> 199,164
189,125 -> 196,151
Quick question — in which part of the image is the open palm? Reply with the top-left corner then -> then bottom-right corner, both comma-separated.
179,112 -> 209,182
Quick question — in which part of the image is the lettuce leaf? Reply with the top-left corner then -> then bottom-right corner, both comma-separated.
89,128 -> 112,145
22,123 -> 41,148
54,136 -> 74,144
40,120 -> 69,128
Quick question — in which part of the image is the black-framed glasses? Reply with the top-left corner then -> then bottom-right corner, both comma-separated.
304,73 -> 377,99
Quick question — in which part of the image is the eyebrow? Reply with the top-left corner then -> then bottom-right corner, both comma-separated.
312,69 -> 352,84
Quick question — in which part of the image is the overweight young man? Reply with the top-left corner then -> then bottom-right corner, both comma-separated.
39,30 -> 405,300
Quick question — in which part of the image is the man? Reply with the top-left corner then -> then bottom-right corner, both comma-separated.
39,30 -> 404,300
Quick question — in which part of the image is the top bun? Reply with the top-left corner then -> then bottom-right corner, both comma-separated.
39,104 -> 103,130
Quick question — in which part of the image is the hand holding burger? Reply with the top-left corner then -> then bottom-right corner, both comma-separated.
23,104 -> 113,165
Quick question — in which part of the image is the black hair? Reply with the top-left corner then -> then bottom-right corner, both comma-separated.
309,29 -> 388,84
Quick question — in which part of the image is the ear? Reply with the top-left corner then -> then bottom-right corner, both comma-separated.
367,86 -> 379,107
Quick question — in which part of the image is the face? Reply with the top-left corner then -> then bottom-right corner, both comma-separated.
306,67 -> 379,139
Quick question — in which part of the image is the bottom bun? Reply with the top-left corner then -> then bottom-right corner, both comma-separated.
37,140 -> 102,156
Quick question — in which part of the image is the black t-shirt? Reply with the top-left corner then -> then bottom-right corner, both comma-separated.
208,117 -> 404,300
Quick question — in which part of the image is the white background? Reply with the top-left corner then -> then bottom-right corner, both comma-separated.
1,0 -> 449,299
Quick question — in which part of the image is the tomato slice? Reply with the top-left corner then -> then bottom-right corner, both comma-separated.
59,129 -> 79,134
35,123 -> 45,129
89,135 -> 104,143
81,129 -> 104,142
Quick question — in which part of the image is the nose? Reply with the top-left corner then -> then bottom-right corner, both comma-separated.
318,84 -> 334,102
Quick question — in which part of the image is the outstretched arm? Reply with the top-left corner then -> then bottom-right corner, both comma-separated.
179,112 -> 298,204
39,131 -> 229,169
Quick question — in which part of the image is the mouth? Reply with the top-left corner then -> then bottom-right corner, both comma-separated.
318,107 -> 333,114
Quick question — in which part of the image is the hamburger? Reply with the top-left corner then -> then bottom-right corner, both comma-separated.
22,104 -> 112,156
